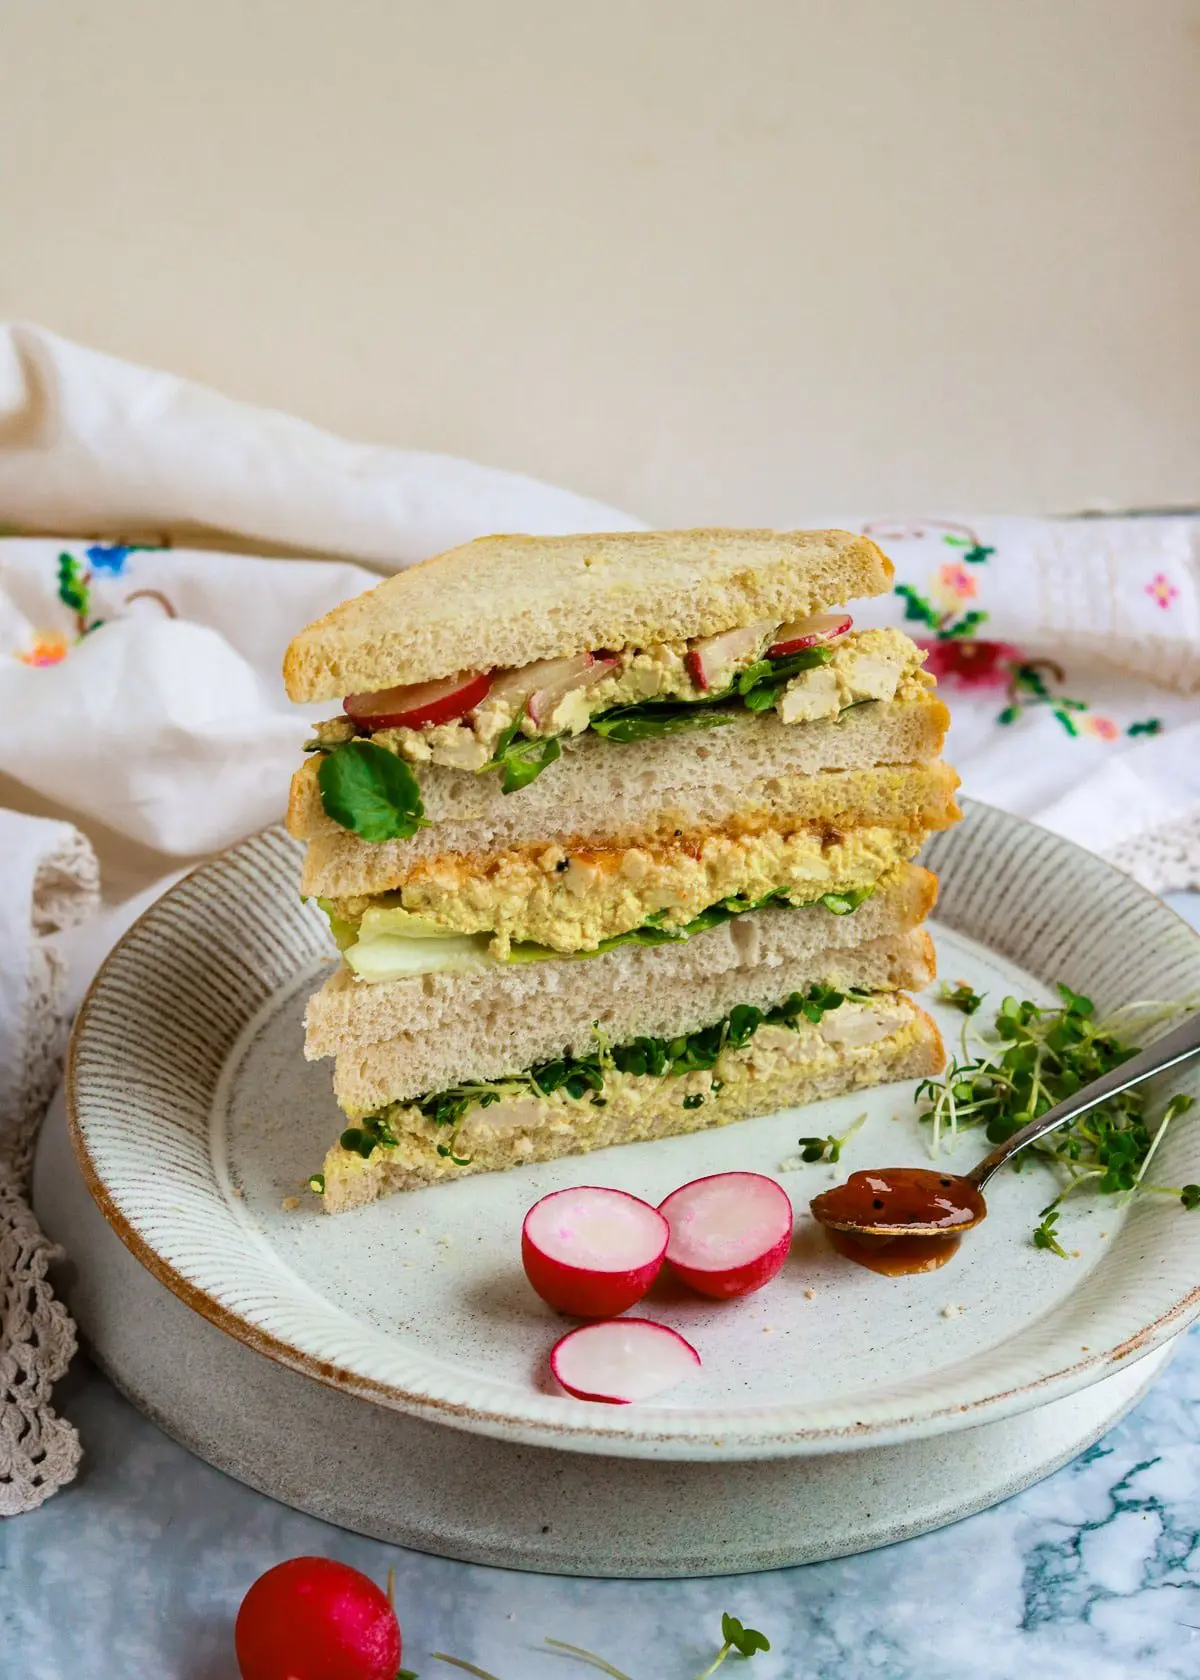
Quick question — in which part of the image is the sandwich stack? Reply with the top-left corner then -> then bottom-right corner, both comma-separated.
284,529 -> 959,1213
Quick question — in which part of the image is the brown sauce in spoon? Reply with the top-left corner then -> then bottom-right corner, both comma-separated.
810,1167 -> 988,1277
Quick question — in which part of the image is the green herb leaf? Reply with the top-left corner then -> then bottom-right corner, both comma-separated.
736,645 -> 833,711
1181,1184 -> 1200,1210
397,1669 -> 420,1679
818,885 -> 874,916
318,741 -> 427,841
721,1612 -> 770,1657
1032,1206 -> 1068,1258
484,730 -> 562,792
682,1092 -> 706,1109
940,980 -> 984,1015
589,699 -> 739,742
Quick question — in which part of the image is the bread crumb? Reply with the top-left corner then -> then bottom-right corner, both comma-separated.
438,1233 -> 454,1248
1071,1249 -> 1081,1258
413,1226 -> 426,1236
281,1196 -> 301,1212
803,1288 -> 816,1300
1100,1232 -> 1108,1239
941,1303 -> 964,1318
230,1185 -> 244,1199
761,1325 -> 774,1334
777,1155 -> 804,1173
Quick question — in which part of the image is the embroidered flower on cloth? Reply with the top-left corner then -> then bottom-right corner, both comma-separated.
1079,714 -> 1120,741
920,639 -> 1022,690
931,562 -> 978,609
17,631 -> 70,668
1145,571 -> 1179,610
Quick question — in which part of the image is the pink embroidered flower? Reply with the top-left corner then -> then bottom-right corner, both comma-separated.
920,639 -> 1021,690
17,631 -> 69,667
1145,572 -> 1178,609
1080,714 -> 1119,741
931,562 -> 978,610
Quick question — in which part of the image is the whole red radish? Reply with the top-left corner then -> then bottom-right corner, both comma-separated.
344,669 -> 491,732
551,1318 -> 701,1403
235,1556 -> 401,1680
523,1186 -> 668,1317
659,1172 -> 793,1299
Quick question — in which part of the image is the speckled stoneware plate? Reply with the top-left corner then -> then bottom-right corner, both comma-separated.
67,800 -> 1200,1461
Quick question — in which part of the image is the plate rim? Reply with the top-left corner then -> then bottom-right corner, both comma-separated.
65,802 -> 1200,1460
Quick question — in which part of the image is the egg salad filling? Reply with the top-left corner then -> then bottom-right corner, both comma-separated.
313,989 -> 921,1198
321,822 -> 920,968
308,628 -> 930,788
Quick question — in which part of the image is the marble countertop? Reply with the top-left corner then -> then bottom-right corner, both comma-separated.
4,896 -> 1199,1680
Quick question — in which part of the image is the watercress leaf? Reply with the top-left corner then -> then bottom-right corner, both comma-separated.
589,701 -> 738,742
318,741 -> 427,841
495,734 -> 562,792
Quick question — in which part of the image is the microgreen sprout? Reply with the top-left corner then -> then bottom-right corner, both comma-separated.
796,1110 -> 868,1164
543,1637 -> 634,1678
940,980 -> 984,1015
691,1613 -> 771,1678
914,984 -> 1198,1249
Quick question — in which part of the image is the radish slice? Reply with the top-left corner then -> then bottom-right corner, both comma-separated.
685,621 -> 771,692
659,1172 -> 793,1299
525,652 -> 620,725
522,1187 -> 668,1318
344,669 -> 491,731
768,611 -> 852,657
550,1319 -> 701,1404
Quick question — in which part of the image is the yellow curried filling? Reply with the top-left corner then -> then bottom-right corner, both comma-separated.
320,1000 -> 929,1207
309,628 -> 931,772
362,824 -> 923,956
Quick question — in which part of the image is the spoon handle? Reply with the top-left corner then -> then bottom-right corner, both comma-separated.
967,1008 -> 1200,1192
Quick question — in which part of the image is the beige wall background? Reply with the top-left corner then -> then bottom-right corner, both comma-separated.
2,0 -> 1198,525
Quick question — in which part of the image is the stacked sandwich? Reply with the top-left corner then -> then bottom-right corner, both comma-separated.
284,529 -> 958,1213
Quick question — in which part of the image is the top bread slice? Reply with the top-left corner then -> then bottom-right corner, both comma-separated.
283,528 -> 894,701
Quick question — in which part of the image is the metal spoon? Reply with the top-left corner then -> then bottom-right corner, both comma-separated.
810,1007 -> 1200,1242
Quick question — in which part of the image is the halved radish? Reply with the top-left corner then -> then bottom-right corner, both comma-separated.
550,1319 -> 701,1404
525,652 -> 620,726
659,1172 -> 793,1299
685,621 -> 771,692
768,611 -> 852,657
343,669 -> 491,731
522,1186 -> 668,1317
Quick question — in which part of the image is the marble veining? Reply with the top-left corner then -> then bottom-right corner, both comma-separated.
2,1328 -> 1198,1679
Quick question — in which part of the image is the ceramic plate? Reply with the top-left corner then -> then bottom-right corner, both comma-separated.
67,802 -> 1200,1460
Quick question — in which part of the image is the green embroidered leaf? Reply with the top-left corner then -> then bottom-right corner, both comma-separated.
317,741 -> 427,840
963,543 -> 995,564
1128,719 -> 1163,737
893,584 -> 941,629
56,552 -> 90,614
1053,709 -> 1079,737
996,705 -> 1020,726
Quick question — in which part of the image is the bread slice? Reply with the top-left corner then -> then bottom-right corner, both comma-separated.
319,999 -> 944,1212
304,863 -> 939,1058
287,690 -> 950,844
331,928 -> 936,1113
283,528 -> 893,701
300,759 -> 960,900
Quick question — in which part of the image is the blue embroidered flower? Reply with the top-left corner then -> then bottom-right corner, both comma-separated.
85,543 -> 135,574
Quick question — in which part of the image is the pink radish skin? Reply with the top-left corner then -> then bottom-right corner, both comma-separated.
768,610 -> 853,657
522,1187 -> 669,1318
343,669 -> 491,732
685,621 -> 770,692
550,1319 -> 701,1404
659,1172 -> 794,1299
525,652 -> 620,725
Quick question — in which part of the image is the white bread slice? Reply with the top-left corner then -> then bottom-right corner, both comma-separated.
300,759 -> 961,900
305,863 -> 939,1058
331,927 -> 936,1114
320,1000 -> 944,1212
283,528 -> 893,701
287,689 -> 950,844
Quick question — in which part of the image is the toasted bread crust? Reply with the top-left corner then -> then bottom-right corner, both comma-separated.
283,528 -> 894,701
